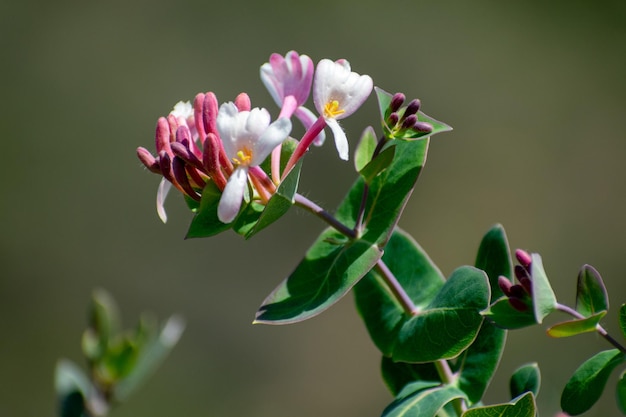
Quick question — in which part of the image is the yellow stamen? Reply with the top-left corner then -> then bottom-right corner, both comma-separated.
232,146 -> 253,166
323,100 -> 345,118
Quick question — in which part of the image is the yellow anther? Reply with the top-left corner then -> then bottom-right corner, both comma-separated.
232,147 -> 253,166
323,100 -> 345,118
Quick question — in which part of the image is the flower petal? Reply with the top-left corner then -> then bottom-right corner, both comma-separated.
251,117 -> 292,166
218,167 -> 248,223
326,118 -> 349,161
156,178 -> 172,223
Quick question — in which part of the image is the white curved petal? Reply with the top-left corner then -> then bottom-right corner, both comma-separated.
156,178 -> 172,223
216,102 -> 241,158
294,106 -> 326,146
327,118 -> 349,161
260,62 -> 284,106
218,167 -> 248,223
335,74 -> 373,119
245,108 -> 272,138
251,117 -> 292,165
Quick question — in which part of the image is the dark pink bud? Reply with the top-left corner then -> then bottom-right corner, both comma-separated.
170,141 -> 204,172
401,114 -> 418,129
235,93 -> 251,111
193,93 -> 207,141
509,284 -> 527,298
387,112 -> 399,126
155,117 -> 172,155
514,265 -> 530,281
515,249 -> 532,268
413,121 -> 433,133
136,147 -> 161,174
498,275 -> 513,296
389,93 -> 405,112
404,99 -> 421,117
519,277 -> 532,295
158,151 -> 176,185
202,92 -> 219,136
203,133 -> 228,190
172,157 -> 200,201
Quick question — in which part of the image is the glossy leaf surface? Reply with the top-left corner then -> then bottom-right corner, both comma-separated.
474,224 -> 512,301
546,311 -> 606,338
354,126 -> 377,172
461,392 -> 536,417
382,382 -> 466,417
530,254 -> 557,324
617,370 -> 626,414
510,363 -> 540,398
393,266 -> 490,363
482,297 -> 536,329
619,304 -> 626,339
575,264 -> 608,317
255,228 -> 382,324
561,349 -> 625,415
380,356 -> 440,396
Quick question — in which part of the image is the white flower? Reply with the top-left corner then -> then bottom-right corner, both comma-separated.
313,59 -> 373,160
216,103 -> 292,223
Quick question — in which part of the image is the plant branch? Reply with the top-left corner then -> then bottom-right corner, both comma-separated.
374,259 -> 418,316
293,193 -> 356,239
555,303 -> 626,354
434,360 -> 466,416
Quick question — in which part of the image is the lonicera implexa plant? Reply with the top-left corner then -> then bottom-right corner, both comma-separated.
56,50 -> 626,417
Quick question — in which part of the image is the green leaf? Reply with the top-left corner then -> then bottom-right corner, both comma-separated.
114,315 -> 185,401
510,363 -> 541,399
244,160 -> 302,238
621,304 -> 626,339
383,382 -> 467,417
359,145 -> 396,184
482,296 -> 537,329
530,254 -> 557,324
55,359 -> 92,417
461,391 -> 536,417
546,311 -> 607,338
561,349 -> 625,415
617,370 -> 626,414
380,356 -> 440,396
185,181 -> 232,238
354,126 -> 378,172
354,228 -> 445,355
335,137 -> 430,247
576,264 -> 609,317
475,224 -> 512,301
393,266 -> 490,363
456,319 -> 507,404
255,228 -> 382,324
82,289 -> 121,361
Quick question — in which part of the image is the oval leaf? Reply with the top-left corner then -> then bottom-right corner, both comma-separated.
255,228 -> 382,324
510,363 -> 541,399
462,391 -> 536,417
561,348 -> 625,415
354,228 -> 445,355
617,370 -> 626,414
530,254 -> 557,324
482,297 -> 537,329
576,264 -> 608,317
359,145 -> 396,184
475,224 -> 512,301
546,311 -> 606,338
393,266 -> 490,363
383,382 -> 466,417
619,304 -> 626,339
354,126 -> 377,172
381,356 -> 440,396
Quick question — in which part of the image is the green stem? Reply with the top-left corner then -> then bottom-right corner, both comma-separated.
434,360 -> 466,416
373,259 -> 418,316
556,303 -> 626,354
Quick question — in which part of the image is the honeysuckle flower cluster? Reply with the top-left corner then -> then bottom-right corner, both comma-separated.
498,249 -> 534,311
137,51 -> 373,224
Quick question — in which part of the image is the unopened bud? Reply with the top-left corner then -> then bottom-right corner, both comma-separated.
136,147 -> 161,174
515,249 -> 532,269
509,284 -> 527,298
401,114 -> 418,130
413,121 -> 433,133
518,277 -> 532,295
155,117 -> 172,155
235,93 -> 251,112
202,92 -> 219,136
514,265 -> 530,281
193,93 -> 206,139
404,99 -> 421,117
172,157 -> 200,201
387,112 -> 399,127
389,93 -> 405,112
498,276 -> 512,296
508,297 -> 528,312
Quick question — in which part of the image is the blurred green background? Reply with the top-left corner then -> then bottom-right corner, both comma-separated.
2,0 -> 626,416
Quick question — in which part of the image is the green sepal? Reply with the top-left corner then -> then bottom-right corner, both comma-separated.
461,391 -> 536,417
255,228 -> 382,324
393,266 -> 490,363
354,228 -> 445,355
359,145 -> 396,184
382,382 -> 467,417
530,254 -> 557,324
576,264 -> 609,317
617,370 -> 626,414
354,126 -> 378,172
55,359 -> 93,417
510,363 -> 541,399
546,311 -> 607,338
482,296 -> 537,329
561,348 -> 625,415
